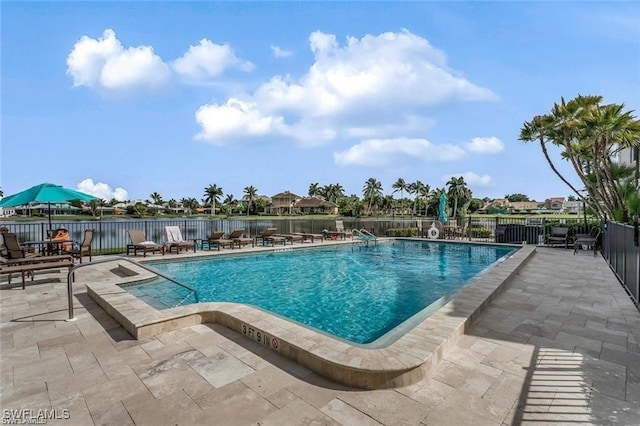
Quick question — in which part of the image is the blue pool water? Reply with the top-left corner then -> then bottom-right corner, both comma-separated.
125,240 -> 516,344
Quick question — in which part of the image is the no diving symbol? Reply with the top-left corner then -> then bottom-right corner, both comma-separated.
271,338 -> 279,350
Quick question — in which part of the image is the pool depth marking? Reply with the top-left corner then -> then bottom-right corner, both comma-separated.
241,322 -> 279,351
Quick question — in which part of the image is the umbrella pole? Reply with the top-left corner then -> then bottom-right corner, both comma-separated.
48,203 -> 52,238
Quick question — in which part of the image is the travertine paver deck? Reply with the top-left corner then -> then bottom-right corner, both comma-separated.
1,247 -> 639,425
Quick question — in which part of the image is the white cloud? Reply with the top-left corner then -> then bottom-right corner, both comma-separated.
334,138 -> 465,167
194,98 -> 287,143
77,178 -> 128,201
195,29 -> 497,145
173,39 -> 254,82
270,45 -> 293,58
465,136 -> 504,154
442,172 -> 493,187
66,29 -> 170,90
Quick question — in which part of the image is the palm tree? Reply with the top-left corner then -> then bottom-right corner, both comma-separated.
222,194 -> 237,215
167,199 -> 177,214
181,197 -> 199,215
323,183 -> 345,203
408,180 -> 425,217
362,178 -> 383,215
149,192 -> 163,205
392,178 -> 407,216
446,176 -> 471,218
520,95 -> 640,220
418,184 -> 432,216
308,183 -> 320,197
243,186 -> 258,216
203,184 -> 223,217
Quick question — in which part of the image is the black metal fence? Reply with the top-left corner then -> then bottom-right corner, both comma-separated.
602,220 -> 640,307
2,215 -> 602,254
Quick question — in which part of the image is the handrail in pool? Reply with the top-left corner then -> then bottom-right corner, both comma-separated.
65,256 -> 197,321
353,228 -> 378,244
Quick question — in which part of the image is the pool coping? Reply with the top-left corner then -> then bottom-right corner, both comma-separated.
85,239 -> 536,389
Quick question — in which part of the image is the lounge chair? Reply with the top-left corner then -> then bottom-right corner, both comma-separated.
263,235 -> 287,246
255,228 -> 278,246
227,228 -> 254,249
202,231 -> 235,250
546,227 -> 569,249
164,226 -> 196,254
63,229 -> 94,263
1,255 -> 74,289
278,233 -> 305,244
127,230 -> 165,257
573,227 -> 601,256
292,232 -> 323,243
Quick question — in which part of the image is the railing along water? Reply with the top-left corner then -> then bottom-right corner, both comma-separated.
2,216 -> 602,254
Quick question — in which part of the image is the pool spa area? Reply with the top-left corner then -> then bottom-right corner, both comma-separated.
86,238 -> 536,389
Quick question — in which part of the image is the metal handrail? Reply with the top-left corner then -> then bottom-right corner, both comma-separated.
65,256 -> 197,321
352,229 -> 377,240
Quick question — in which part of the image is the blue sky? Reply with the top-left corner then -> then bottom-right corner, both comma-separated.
2,1 -> 639,204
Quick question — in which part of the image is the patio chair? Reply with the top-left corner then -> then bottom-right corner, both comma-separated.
573,227 -> 601,256
202,231 -> 235,250
2,233 -> 37,260
127,230 -> 165,257
164,226 -> 196,254
255,228 -> 278,246
63,229 -> 94,263
546,226 -> 569,249
227,228 -> 254,249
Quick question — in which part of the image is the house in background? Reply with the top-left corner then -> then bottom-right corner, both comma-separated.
510,201 -> 540,213
295,196 -> 338,215
564,200 -> 582,214
545,197 -> 566,211
270,191 -> 302,215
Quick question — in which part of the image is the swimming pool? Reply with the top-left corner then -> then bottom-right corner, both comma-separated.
125,240 -> 516,344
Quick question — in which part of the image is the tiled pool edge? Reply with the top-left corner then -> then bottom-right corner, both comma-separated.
85,243 -> 536,389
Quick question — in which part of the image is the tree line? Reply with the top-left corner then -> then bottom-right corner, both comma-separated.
88,178 -> 475,218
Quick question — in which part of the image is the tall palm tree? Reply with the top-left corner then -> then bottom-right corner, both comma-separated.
408,180 -> 425,217
362,178 -> 383,215
392,178 -> 407,216
203,184 -> 223,217
418,184 -> 432,216
446,176 -> 471,218
243,185 -> 258,216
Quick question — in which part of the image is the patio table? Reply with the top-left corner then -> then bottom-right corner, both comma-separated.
23,239 -> 73,256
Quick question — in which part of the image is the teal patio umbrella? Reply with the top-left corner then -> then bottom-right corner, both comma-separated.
438,193 -> 448,225
0,183 -> 97,233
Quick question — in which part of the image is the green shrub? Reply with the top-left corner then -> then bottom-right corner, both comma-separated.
385,227 -> 420,237
470,227 -> 492,238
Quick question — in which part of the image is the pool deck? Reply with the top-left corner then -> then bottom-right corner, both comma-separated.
1,243 -> 639,425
